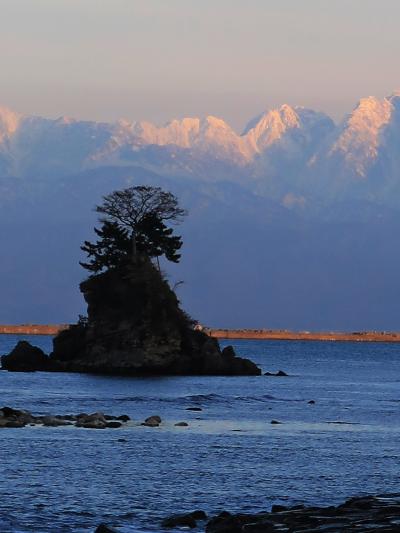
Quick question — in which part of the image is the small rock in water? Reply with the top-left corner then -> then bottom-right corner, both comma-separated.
190,510 -> 207,520
186,407 -> 202,411
271,504 -> 288,513
270,420 -> 282,425
162,510 -> 206,529
106,421 -> 122,429
117,414 -> 130,422
264,370 -> 288,377
308,400 -> 316,404
174,422 -> 189,427
142,415 -> 161,427
76,412 -> 108,429
41,416 -> 72,427
94,524 -> 119,533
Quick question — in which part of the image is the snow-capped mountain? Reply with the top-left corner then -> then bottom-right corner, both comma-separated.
2,92 -> 400,206
2,91 -> 400,328
0,102 -> 335,180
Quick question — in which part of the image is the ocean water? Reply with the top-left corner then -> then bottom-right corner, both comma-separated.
0,335 -> 400,532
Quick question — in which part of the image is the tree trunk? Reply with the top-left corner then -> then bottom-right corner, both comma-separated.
131,233 -> 137,262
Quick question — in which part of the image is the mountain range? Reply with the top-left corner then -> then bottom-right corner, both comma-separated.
1,91 -> 400,330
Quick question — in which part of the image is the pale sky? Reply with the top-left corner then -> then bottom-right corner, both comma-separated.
1,0 -> 400,131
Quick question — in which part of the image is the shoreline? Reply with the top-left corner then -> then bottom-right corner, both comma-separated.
207,328 -> 400,343
2,324 -> 400,343
0,324 -> 68,335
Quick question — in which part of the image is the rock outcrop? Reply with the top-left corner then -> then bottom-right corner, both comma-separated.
0,407 -> 129,429
2,259 -> 261,376
205,494 -> 400,532
1,341 -> 49,371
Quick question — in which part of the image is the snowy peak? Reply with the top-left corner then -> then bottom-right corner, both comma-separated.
132,115 -> 239,148
0,91 -> 400,190
132,117 -> 200,148
0,106 -> 21,143
243,105 -> 300,151
126,115 -> 252,163
329,96 -> 394,176
243,105 -> 333,154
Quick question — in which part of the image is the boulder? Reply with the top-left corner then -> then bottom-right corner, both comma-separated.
175,422 -> 188,427
41,416 -> 72,427
117,415 -> 130,422
76,412 -> 108,429
142,415 -> 161,427
162,511 -> 206,529
106,421 -> 122,428
1,341 -> 49,372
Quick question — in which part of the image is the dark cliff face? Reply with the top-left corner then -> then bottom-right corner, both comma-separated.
49,259 -> 261,376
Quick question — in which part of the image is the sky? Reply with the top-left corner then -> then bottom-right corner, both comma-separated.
1,0 -> 400,131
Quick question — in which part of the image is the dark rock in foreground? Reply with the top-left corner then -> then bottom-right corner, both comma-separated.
162,510 -> 208,529
205,494 -> 400,532
0,407 -> 129,429
2,260 -> 261,376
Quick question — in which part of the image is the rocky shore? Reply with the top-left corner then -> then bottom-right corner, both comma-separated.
0,406 -> 131,429
156,494 -> 400,532
0,406 -> 194,430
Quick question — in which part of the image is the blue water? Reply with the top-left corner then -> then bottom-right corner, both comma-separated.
1,335 -> 400,532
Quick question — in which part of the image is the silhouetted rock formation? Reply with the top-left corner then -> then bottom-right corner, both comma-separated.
1,341 -> 49,372
2,259 -> 260,376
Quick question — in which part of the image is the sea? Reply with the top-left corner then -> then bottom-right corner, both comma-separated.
0,335 -> 399,532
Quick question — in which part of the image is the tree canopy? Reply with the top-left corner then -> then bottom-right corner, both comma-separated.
80,186 -> 186,273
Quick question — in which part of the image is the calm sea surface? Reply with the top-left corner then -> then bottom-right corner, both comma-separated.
0,335 -> 400,532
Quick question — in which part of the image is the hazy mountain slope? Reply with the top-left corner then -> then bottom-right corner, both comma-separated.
1,92 -> 400,329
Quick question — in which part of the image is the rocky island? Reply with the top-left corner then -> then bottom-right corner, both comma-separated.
2,185 -> 260,376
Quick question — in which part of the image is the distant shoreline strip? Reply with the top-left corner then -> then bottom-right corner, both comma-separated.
0,325 -> 68,335
1,324 -> 400,343
207,329 -> 400,343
